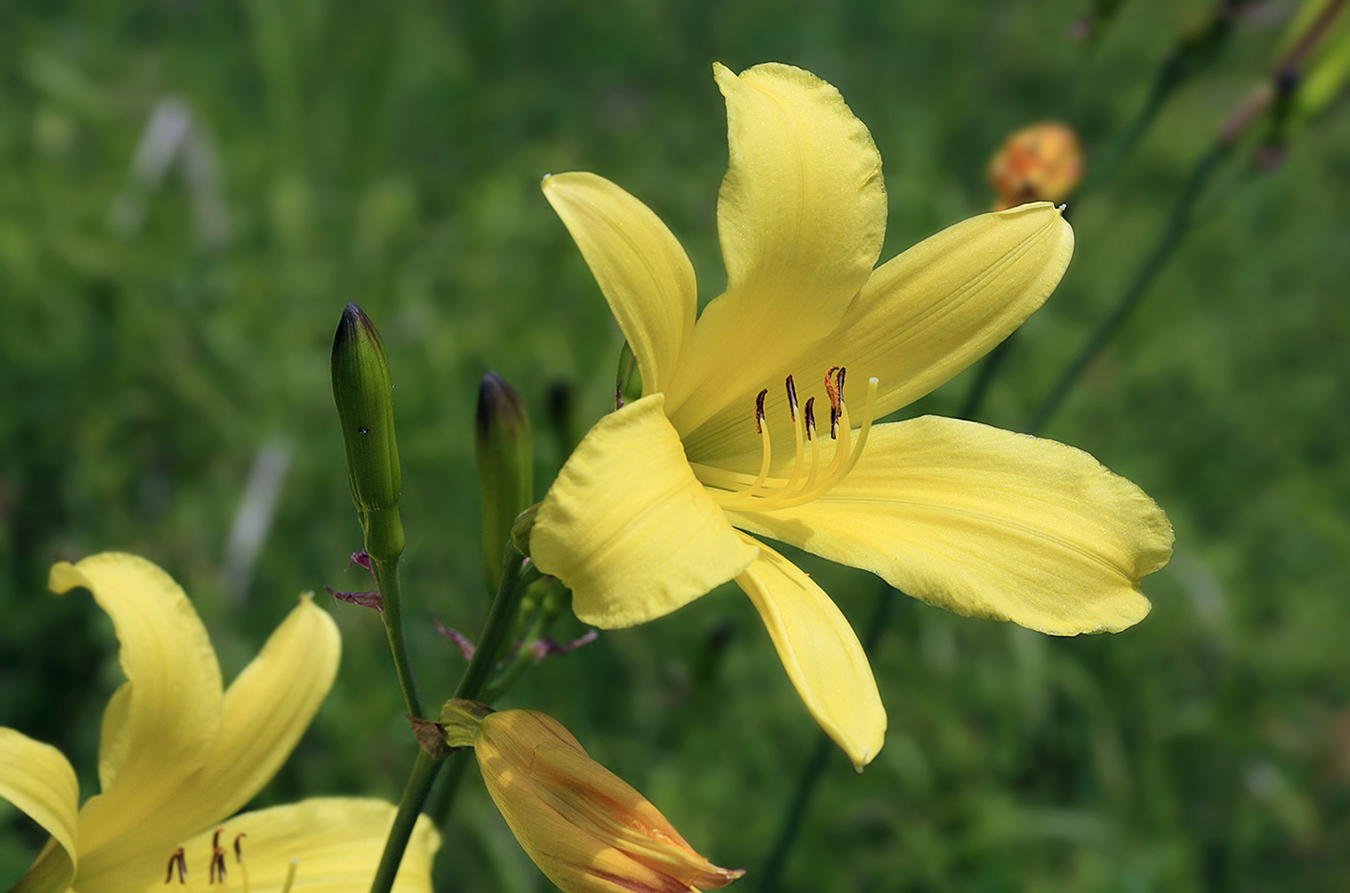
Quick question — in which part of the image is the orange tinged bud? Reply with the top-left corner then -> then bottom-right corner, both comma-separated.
445,703 -> 743,893
987,122 -> 1084,210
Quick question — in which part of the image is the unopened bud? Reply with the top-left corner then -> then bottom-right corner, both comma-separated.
988,122 -> 1084,211
331,303 -> 404,563
476,373 -> 534,593
438,701 -> 744,893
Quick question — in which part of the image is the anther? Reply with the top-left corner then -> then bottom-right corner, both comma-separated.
210,828 -> 227,883
165,848 -> 187,884
754,389 -> 768,434
234,833 -> 247,861
804,398 -> 816,441
824,367 -> 845,439
785,375 -> 798,421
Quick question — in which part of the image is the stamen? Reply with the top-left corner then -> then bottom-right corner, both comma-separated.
166,848 -> 188,884
702,367 -> 880,512
235,833 -> 251,893
210,829 -> 226,883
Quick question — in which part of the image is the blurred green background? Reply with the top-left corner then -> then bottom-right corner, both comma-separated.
2,0 -> 1348,890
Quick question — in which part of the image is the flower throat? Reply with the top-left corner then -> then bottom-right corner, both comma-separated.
693,366 -> 878,511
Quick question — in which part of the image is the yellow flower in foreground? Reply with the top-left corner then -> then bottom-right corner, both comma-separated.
444,703 -> 741,893
530,63 -> 1173,769
0,553 -> 438,892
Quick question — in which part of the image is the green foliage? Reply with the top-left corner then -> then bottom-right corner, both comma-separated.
2,0 -> 1348,890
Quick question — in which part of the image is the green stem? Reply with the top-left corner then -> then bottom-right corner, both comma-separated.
1028,140 -> 1231,435
372,556 -> 425,719
367,544 -> 530,893
368,749 -> 441,893
454,543 -> 532,701
756,583 -> 898,892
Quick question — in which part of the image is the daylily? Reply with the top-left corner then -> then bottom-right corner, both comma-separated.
0,552 -> 438,892
529,63 -> 1174,769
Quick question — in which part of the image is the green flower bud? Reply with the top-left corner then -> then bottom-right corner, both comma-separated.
331,303 -> 404,563
476,373 -> 533,592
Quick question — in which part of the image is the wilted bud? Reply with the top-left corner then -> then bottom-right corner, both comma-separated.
987,122 -> 1084,211
439,700 -> 744,893
331,303 -> 404,563
476,373 -> 534,592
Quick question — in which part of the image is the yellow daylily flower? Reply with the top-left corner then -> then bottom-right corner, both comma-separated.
530,62 -> 1174,770
0,553 -> 439,892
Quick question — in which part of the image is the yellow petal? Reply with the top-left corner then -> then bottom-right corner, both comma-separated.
543,171 -> 696,397
47,554 -> 224,884
685,203 -> 1073,463
477,710 -> 741,892
665,62 -> 887,439
729,417 -> 1173,635
733,536 -> 885,771
0,729 -> 79,893
531,395 -> 759,629
173,594 -> 342,835
174,798 -> 439,892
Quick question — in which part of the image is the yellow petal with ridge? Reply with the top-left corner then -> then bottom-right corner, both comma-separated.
729,416 -> 1173,635
0,729 -> 79,893
48,553 -> 223,887
543,171 -> 696,398
530,395 -> 759,629
684,203 -> 1073,463
665,62 -> 887,437
175,594 -> 341,835
734,536 -> 885,770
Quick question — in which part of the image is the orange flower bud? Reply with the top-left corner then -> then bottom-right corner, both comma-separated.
987,122 -> 1084,210
448,703 -> 743,893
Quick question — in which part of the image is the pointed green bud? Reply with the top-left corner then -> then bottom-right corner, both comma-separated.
331,303 -> 404,563
476,373 -> 533,593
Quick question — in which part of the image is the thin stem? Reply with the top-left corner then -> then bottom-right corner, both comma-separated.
455,544 -> 532,700
367,749 -> 441,893
756,583 -> 898,892
367,543 -> 530,893
1028,139 -> 1231,435
1082,0 -> 1237,193
371,556 -> 425,719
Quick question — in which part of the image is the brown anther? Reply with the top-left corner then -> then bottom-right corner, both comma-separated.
785,375 -> 798,421
166,847 -> 187,884
804,398 -> 817,441
824,366 -> 845,440
754,389 -> 768,434
234,833 -> 247,861
210,828 -> 227,883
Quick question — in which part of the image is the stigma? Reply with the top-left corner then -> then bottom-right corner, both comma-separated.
695,366 -> 878,511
